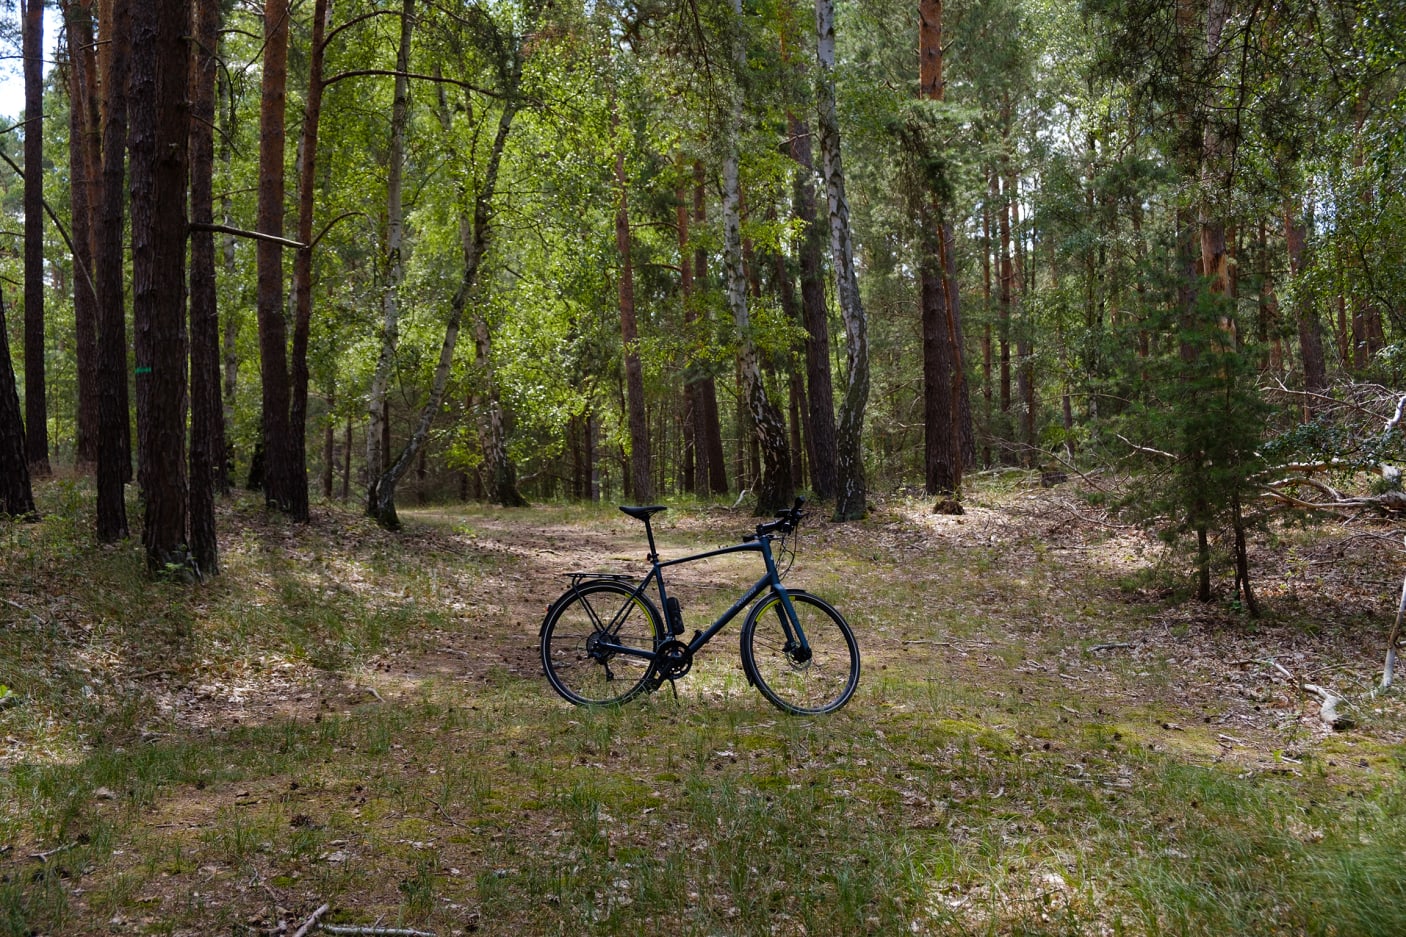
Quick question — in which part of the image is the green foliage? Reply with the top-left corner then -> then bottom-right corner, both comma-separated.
1116,284 -> 1271,592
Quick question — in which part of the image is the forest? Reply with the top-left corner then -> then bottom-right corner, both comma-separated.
2,0 -> 1406,933
0,0 -> 1401,591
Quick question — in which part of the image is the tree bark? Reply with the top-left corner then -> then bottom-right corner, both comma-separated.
788,115 -> 837,501
188,0 -> 223,576
63,0 -> 100,470
1010,176 -> 1034,465
129,0 -> 192,572
724,0 -> 792,515
95,0 -> 131,542
676,169 -> 699,494
288,0 -> 332,524
22,0 -> 49,476
691,162 -> 729,496
367,0 -> 414,517
0,294 -> 36,518
218,65 -> 237,494
997,157 -> 1013,445
918,0 -> 966,496
614,107 -> 653,502
256,0 -> 296,513
981,183 -> 993,466
815,0 -> 868,520
1284,200 -> 1327,417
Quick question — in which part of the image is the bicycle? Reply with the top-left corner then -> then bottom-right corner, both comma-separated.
538,498 -> 860,715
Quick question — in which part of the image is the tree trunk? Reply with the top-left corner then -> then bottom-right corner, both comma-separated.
981,184 -> 993,466
341,417 -> 352,502
322,401 -> 335,500
95,0 -> 132,542
919,0 -> 966,496
218,65 -> 237,494
0,294 -> 36,518
187,0 -> 223,576
256,0 -> 296,513
367,0 -> 414,517
288,0 -> 331,524
788,114 -> 838,501
470,312 -> 528,510
997,163 -> 1013,444
614,116 -> 652,503
691,162 -> 729,496
1284,200 -> 1327,417
676,169 -> 699,494
815,0 -> 868,521
130,0 -> 192,572
1010,176 -> 1034,465
63,0 -> 100,470
370,46 -> 527,528
21,0 -> 49,477
724,0 -> 792,515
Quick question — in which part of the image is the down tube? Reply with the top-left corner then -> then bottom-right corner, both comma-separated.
688,575 -> 773,651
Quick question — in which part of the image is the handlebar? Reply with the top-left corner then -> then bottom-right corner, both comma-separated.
743,496 -> 806,542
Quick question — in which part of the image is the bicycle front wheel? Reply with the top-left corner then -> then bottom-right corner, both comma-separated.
741,590 -> 859,715
540,580 -> 663,706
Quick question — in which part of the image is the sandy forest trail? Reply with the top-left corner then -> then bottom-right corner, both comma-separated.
125,487 -> 1406,775
181,487 -> 1402,778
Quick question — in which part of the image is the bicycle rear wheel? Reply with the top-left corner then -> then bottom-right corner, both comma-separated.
741,590 -> 859,715
540,580 -> 663,706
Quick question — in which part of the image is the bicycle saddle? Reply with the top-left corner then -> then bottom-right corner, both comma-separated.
619,505 -> 668,521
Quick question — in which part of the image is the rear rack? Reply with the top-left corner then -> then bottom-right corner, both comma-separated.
565,571 -> 637,585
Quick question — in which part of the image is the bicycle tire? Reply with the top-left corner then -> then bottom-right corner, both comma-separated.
740,590 -> 859,715
540,580 -> 664,706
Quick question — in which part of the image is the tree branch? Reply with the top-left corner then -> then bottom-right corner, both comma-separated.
189,222 -> 306,249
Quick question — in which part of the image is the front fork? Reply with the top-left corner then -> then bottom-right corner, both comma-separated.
760,543 -> 810,659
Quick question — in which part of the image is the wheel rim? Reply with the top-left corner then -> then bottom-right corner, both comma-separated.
747,594 -> 857,714
544,585 -> 658,705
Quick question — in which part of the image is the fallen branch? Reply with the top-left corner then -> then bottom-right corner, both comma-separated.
291,904 -> 329,937
0,596 -> 47,625
322,927 -> 436,937
1115,434 -> 1178,461
28,842 -> 77,862
1089,642 -> 1133,652
1385,393 -> 1406,435
1303,683 -> 1354,731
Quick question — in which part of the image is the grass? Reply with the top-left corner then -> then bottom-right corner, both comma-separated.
1,480 -> 1405,934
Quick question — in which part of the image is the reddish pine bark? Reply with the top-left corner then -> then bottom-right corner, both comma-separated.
22,0 -> 48,476
0,294 -> 36,518
289,0 -> 332,524
63,0 -> 100,469
95,0 -> 132,542
255,0 -> 296,514
129,0 -> 192,571
188,0 -> 224,575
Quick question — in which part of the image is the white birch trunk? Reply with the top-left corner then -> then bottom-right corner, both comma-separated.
815,0 -> 869,520
723,0 -> 791,514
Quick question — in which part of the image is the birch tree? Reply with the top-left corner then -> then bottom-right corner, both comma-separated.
723,0 -> 792,515
814,0 -> 868,520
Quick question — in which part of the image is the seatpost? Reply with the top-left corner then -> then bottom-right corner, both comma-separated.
642,518 -> 660,563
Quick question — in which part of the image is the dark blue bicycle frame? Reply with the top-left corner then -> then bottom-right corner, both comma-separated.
581,534 -> 808,664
